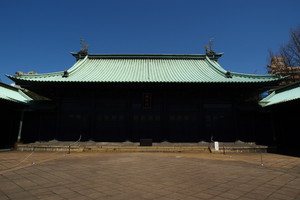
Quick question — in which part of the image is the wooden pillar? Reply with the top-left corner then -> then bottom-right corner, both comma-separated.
17,111 -> 24,142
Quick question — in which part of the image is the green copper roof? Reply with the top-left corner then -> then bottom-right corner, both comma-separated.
0,82 -> 32,104
259,82 -> 300,107
7,53 -> 281,84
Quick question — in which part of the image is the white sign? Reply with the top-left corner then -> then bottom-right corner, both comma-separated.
214,141 -> 219,151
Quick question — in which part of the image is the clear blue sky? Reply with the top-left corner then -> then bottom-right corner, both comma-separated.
0,0 -> 299,84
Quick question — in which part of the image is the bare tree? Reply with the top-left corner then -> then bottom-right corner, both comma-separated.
269,26 -> 300,66
268,26 -> 300,85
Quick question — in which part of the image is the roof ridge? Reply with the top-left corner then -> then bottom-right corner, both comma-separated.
204,56 -> 227,77
274,81 -> 300,93
67,55 -> 89,75
231,71 -> 281,79
6,71 -> 63,79
70,52 -> 224,61
18,90 -> 33,102
0,81 -> 20,91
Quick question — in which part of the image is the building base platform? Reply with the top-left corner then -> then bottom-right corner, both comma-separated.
16,141 -> 273,153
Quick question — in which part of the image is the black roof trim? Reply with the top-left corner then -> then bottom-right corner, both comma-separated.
70,52 -> 224,61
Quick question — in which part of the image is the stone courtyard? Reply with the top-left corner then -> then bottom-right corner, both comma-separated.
0,151 -> 300,200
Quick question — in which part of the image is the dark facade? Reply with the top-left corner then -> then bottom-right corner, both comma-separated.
273,101 -> 300,156
0,100 -> 22,149
18,82 -> 274,145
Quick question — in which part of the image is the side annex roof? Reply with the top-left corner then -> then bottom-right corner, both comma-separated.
259,82 -> 300,107
0,82 -> 32,104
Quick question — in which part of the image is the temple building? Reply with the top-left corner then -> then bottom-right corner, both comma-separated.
6,51 -> 282,145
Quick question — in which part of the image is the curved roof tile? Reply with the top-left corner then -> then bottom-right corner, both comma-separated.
7,54 -> 281,84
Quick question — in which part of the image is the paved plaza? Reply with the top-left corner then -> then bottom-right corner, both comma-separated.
0,151 -> 300,200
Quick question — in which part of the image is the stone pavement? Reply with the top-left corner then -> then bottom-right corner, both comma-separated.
0,151 -> 300,200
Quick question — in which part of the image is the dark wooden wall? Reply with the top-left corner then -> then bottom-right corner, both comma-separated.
18,83 -> 274,144
269,100 -> 300,156
0,101 -> 21,149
